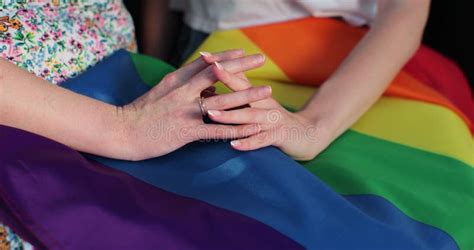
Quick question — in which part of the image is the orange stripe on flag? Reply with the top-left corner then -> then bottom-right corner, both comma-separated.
242,18 -> 472,132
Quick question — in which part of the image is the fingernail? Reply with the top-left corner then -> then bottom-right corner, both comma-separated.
257,54 -> 266,63
214,61 -> 224,70
230,141 -> 241,147
265,86 -> 272,94
207,110 -> 221,116
200,51 -> 212,57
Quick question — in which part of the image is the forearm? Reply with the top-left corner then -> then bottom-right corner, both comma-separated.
299,0 -> 430,138
0,59 -> 126,158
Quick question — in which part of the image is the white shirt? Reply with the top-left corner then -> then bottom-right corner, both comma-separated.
170,0 -> 378,33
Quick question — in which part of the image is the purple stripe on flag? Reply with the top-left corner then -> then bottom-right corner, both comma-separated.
0,125 -> 301,250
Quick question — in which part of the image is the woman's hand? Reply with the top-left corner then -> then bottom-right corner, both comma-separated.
117,50 -> 271,161
206,63 -> 333,161
203,0 -> 431,162
0,49 -> 268,161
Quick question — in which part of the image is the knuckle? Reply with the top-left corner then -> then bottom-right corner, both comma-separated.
256,132 -> 268,143
163,72 -> 178,83
199,67 -> 215,84
236,58 -> 244,71
246,89 -> 257,101
204,65 -> 214,77
213,96 -> 227,107
173,108 -> 187,119
242,124 -> 258,136
248,109 -> 260,121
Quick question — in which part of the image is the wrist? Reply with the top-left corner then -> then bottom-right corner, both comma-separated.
296,108 -> 340,142
107,105 -> 137,161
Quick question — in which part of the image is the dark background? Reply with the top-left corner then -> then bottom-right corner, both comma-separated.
124,1 -> 473,90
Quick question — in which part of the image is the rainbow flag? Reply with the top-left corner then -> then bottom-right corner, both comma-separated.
0,18 -> 473,249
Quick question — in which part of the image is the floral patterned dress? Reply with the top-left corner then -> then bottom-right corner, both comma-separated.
1,0 -> 136,248
0,226 -> 33,250
0,0 -> 136,84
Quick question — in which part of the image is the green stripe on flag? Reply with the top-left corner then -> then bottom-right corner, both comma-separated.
305,130 -> 474,250
130,53 -> 175,87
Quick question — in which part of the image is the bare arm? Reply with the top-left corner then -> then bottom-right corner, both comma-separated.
0,58 -> 126,158
298,0 -> 431,139
0,51 -> 268,160
207,0 -> 431,160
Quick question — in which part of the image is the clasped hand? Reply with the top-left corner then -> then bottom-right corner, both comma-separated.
119,50 -> 328,161
117,50 -> 269,160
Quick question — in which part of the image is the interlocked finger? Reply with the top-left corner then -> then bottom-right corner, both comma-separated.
202,86 -> 271,111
